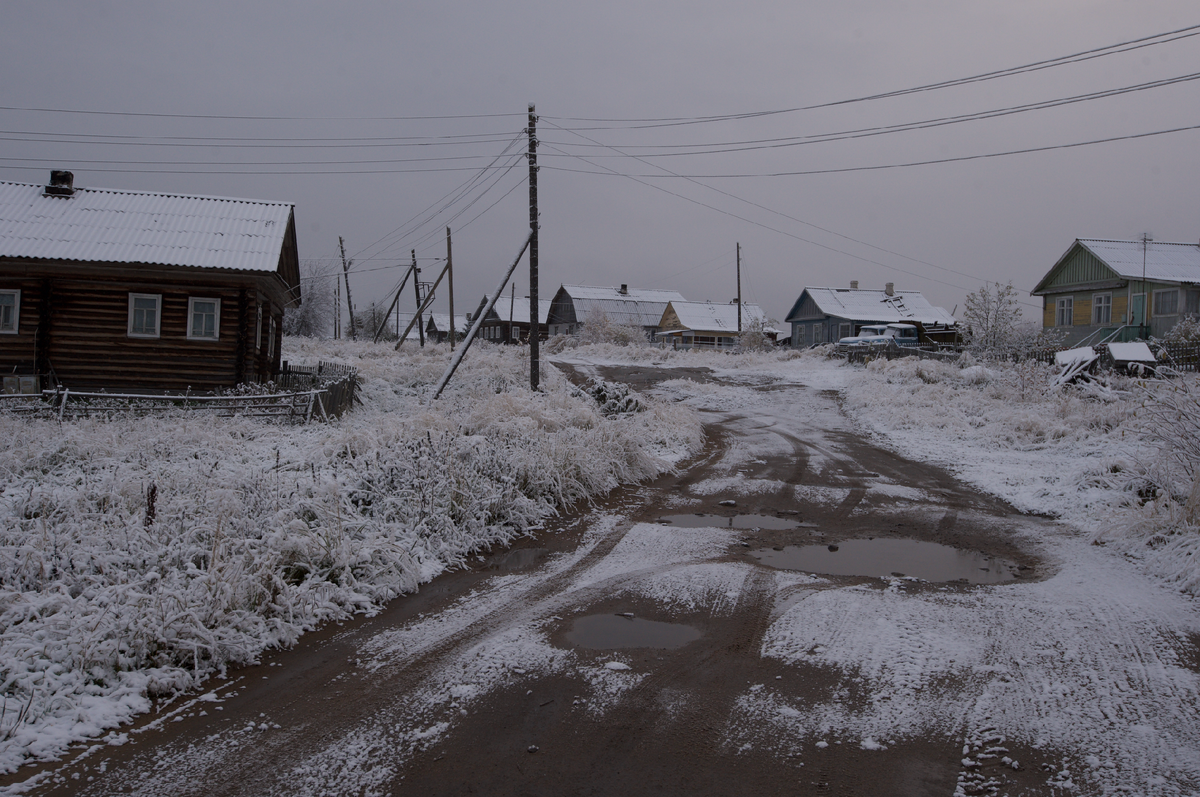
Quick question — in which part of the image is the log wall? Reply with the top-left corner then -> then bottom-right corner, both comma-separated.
0,259 -> 290,392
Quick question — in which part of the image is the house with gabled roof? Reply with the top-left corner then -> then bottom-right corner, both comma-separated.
469,294 -> 551,344
424,313 -> 470,344
785,282 -> 956,347
0,171 -> 299,392
547,284 -> 686,338
1031,238 -> 1200,345
655,301 -> 779,349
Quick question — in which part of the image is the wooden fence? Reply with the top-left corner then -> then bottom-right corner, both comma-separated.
0,361 -> 359,423
838,340 -> 1200,373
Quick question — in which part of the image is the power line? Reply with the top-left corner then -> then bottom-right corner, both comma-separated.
539,72 -> 1200,156
544,122 -> 1200,178
0,133 -> 521,149
0,106 -> 524,122
542,23 -> 1200,129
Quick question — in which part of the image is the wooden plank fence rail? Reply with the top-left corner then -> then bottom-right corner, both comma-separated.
0,361 -> 359,422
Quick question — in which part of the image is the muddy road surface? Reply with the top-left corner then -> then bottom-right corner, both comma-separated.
8,362 -> 1196,797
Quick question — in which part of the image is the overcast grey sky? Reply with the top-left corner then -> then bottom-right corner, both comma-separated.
3,1 -> 1198,328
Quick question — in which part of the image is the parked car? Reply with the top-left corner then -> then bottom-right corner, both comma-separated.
837,323 -> 919,347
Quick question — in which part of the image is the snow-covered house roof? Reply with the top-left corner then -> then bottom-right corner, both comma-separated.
785,287 -> 956,326
0,176 -> 297,280
480,295 -> 551,325
549,284 -> 687,329
659,301 -> 780,336
425,314 -> 470,335
1032,239 -> 1200,294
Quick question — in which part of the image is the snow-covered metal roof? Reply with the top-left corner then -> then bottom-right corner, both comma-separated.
796,288 -> 956,325
1076,239 -> 1200,283
560,284 -> 687,328
664,301 -> 776,334
425,314 -> 470,334
482,295 -> 551,324
0,178 -> 294,272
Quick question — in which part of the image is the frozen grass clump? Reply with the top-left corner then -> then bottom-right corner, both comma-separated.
0,338 -> 701,771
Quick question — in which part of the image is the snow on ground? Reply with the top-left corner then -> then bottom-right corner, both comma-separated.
5,338 -> 1200,794
635,345 -> 1200,794
0,339 -> 701,773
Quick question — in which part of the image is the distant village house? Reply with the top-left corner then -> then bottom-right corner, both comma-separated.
655,300 -> 778,349
785,282 -> 956,347
547,284 -> 686,339
470,294 -> 551,343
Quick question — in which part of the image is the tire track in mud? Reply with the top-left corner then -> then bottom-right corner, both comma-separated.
29,403 -> 735,797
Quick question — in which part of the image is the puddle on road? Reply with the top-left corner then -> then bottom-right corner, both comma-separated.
658,513 -> 816,531
749,538 -> 1018,584
564,614 -> 702,650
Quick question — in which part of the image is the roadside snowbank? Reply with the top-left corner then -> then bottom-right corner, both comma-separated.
0,339 -> 701,772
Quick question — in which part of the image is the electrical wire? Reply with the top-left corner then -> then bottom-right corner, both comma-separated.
544,122 -> 1200,178
542,23 -> 1200,129
538,72 -> 1200,156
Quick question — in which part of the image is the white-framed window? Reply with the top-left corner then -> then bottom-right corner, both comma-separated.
267,315 -> 275,362
255,305 -> 263,350
1092,293 -> 1112,325
839,323 -> 852,339
128,293 -> 161,338
0,289 -> 19,334
1154,288 -> 1179,316
1055,296 -> 1074,327
187,297 -> 220,340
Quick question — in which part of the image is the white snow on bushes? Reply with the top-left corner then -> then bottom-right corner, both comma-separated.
0,339 -> 701,772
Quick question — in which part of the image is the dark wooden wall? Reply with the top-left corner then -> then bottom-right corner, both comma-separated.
0,260 -> 289,393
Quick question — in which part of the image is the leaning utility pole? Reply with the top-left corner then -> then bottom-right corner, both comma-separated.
736,242 -> 743,334
412,249 -> 425,346
339,236 -> 357,340
528,103 -> 540,391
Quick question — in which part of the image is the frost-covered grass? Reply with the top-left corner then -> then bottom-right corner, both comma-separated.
832,354 -> 1200,596
0,339 -> 701,772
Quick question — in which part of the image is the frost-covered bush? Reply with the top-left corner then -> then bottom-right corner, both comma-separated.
0,339 -> 701,771
579,310 -> 651,348
1161,316 -> 1200,345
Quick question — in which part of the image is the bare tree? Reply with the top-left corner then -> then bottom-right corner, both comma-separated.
283,260 -> 337,338
962,282 -> 1021,354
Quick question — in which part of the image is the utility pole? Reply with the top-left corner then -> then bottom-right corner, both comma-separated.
412,249 -> 425,346
1141,233 -> 1151,334
736,242 -> 743,334
339,236 -> 357,340
509,282 -> 516,344
334,268 -> 341,339
528,103 -> 540,391
447,227 -> 455,350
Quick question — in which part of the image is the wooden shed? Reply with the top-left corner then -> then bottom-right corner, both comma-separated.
0,171 -> 300,393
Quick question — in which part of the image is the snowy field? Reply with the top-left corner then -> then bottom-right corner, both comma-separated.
0,339 -> 701,773
3,338 -> 1200,792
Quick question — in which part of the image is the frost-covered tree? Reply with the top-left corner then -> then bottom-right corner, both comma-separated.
580,309 -> 650,347
283,260 -> 337,338
962,281 -> 1022,354
353,301 -> 397,342
737,317 -> 777,352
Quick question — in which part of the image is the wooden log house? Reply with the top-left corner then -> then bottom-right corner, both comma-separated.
0,171 -> 300,393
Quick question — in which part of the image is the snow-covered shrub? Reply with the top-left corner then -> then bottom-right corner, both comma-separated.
580,379 -> 646,416
0,339 -> 701,771
1161,316 -> 1200,345
579,310 -> 651,347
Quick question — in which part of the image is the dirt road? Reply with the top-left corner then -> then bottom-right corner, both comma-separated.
8,362 -> 1195,796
